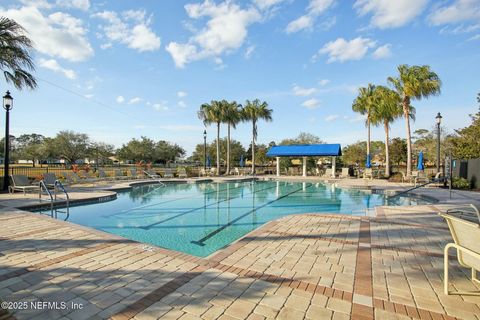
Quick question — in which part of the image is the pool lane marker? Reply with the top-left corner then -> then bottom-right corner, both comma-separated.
139,182 -> 290,230
102,181 -> 253,218
191,183 -> 314,246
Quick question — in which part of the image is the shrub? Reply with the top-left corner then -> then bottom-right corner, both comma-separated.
452,177 -> 471,189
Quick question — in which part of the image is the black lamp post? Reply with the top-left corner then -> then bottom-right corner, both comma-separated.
436,112 -> 442,174
3,91 -> 13,192
203,129 -> 207,170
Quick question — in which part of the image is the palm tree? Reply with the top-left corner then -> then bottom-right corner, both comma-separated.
242,99 -> 273,174
0,17 -> 37,89
221,100 -> 242,175
388,64 -> 441,176
370,86 -> 403,178
198,101 -> 223,175
352,84 -> 376,165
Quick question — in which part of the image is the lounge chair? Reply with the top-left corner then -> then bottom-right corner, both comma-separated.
363,168 -> 373,180
445,204 -> 480,223
199,168 -> 207,177
340,168 -> 350,179
129,168 -> 140,179
412,170 -> 429,186
322,168 -> 333,178
439,212 -> 480,295
177,167 -> 187,178
144,169 -> 162,179
114,169 -> 128,180
42,172 -> 58,189
78,170 -> 97,181
9,175 -> 38,195
98,169 -> 111,180
163,168 -> 174,179
209,168 -> 217,176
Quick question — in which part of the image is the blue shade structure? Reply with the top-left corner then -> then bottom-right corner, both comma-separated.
266,144 -> 342,157
239,155 -> 244,167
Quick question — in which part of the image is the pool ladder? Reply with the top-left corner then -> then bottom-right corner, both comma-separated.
39,180 -> 70,220
142,170 -> 166,187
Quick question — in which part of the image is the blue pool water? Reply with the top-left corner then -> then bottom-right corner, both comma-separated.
36,180 -> 429,257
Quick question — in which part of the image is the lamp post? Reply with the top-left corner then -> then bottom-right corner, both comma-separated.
203,129 -> 207,170
3,91 -> 13,192
436,112 -> 442,174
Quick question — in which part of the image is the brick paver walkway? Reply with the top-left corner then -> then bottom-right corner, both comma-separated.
0,204 -> 479,319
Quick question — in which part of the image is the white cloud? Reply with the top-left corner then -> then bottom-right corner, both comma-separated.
133,124 -> 146,129
128,97 -> 142,104
166,1 -> 261,68
178,101 -> 187,108
286,15 -> 314,33
354,0 -> 428,29
177,91 -> 188,98
38,58 -> 76,79
429,0 -> 480,25
19,0 -> 51,8
244,45 -> 256,59
286,0 -> 335,33
56,0 -> 90,11
1,6 -> 93,62
84,94 -> 94,99
153,102 -> 169,111
94,10 -> 161,52
253,0 -> 286,10
292,85 -> 317,96
319,79 -> 330,86
116,96 -> 125,104
317,37 -> 376,63
469,33 -> 480,40
325,114 -> 339,122
302,98 -> 320,109
372,43 -> 392,59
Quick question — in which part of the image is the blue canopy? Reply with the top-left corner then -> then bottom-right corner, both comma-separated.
266,144 -> 342,157
417,151 -> 424,171
366,153 -> 372,168
206,155 -> 211,168
239,155 -> 244,167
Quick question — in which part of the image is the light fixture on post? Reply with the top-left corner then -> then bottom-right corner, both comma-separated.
436,112 -> 442,174
203,129 -> 207,170
3,91 -> 13,192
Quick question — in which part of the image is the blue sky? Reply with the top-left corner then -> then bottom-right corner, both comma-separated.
1,0 -> 479,155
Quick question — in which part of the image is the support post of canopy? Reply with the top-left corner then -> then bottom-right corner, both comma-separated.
332,156 -> 336,178
276,157 -> 280,177
302,156 -> 307,177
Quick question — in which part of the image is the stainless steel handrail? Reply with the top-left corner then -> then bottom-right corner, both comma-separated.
39,180 -> 54,214
142,170 -> 166,187
54,179 -> 70,207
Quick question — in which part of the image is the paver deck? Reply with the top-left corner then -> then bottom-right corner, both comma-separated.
0,179 -> 480,319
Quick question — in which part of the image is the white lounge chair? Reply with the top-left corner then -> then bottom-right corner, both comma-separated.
9,175 -> 38,195
163,168 -> 174,179
439,212 -> 480,296
177,167 -> 187,178
363,168 -> 373,180
340,168 -> 350,179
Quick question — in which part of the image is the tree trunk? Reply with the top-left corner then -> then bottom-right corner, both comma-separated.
403,98 -> 412,177
367,117 -> 371,161
216,122 -> 220,176
252,120 -> 256,174
226,124 -> 231,175
384,120 -> 390,178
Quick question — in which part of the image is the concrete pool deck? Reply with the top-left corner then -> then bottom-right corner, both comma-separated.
0,177 -> 480,319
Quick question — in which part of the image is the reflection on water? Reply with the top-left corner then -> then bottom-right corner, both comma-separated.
33,180 -> 430,257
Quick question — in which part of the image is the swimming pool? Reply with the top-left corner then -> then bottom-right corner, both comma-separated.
35,180 -> 429,257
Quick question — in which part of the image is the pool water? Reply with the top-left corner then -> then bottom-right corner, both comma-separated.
35,180 -> 428,257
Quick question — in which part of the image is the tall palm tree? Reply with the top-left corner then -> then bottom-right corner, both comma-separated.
370,86 -> 403,178
221,100 -> 242,175
243,99 -> 273,174
0,17 -> 37,89
198,100 -> 223,175
388,64 -> 441,176
352,84 -> 376,165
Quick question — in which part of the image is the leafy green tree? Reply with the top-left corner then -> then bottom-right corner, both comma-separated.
221,100 -> 243,175
388,64 -> 441,176
89,142 -> 115,165
198,101 -> 223,175
191,138 -> 246,167
16,133 -> 45,166
155,140 -> 185,164
370,86 -> 403,177
451,108 -> 480,159
50,131 -> 90,164
243,99 -> 273,173
342,142 -> 366,166
390,138 -> 408,168
0,17 -> 37,89
117,137 -> 156,162
277,133 -> 324,171
352,84 -> 376,161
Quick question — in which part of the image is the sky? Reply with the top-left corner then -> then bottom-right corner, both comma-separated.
0,0 -> 479,156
